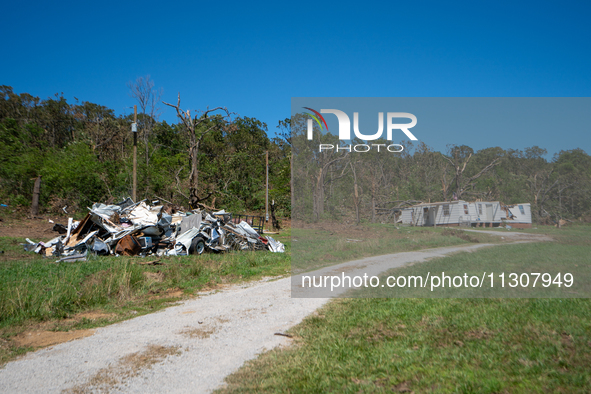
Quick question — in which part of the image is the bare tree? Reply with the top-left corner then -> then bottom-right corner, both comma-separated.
349,159 -> 362,224
291,113 -> 349,221
527,168 -> 575,221
128,75 -> 163,194
441,145 -> 502,200
163,94 -> 230,208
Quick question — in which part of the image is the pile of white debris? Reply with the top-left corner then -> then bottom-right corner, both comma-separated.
24,198 -> 284,262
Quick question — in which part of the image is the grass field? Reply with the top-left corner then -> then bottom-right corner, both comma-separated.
219,224 -> 591,393
352,241 -> 589,298
0,230 -> 291,365
292,224 -> 500,273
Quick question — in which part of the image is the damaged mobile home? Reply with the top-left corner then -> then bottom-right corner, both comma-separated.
24,199 -> 284,261
389,200 -> 532,228
500,203 -> 532,228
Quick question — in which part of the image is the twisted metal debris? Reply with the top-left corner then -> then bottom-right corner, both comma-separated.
25,199 -> 284,260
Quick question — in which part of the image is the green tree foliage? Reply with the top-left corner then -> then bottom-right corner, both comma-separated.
291,112 -> 591,224
2,86 -> 589,223
200,117 -> 280,213
41,142 -> 107,208
0,118 -> 46,206
0,87 -> 292,217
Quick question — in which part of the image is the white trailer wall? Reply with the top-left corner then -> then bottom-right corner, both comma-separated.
504,203 -> 532,227
471,201 -> 503,226
399,208 -> 414,224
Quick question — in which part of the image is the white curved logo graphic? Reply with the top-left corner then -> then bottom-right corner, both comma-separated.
305,109 -> 418,141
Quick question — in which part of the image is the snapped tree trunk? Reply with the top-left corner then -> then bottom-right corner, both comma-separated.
31,176 -> 41,217
351,163 -> 360,225
442,149 -> 501,200
270,200 -> 281,230
189,137 -> 200,208
163,94 -> 230,209
313,170 -> 325,220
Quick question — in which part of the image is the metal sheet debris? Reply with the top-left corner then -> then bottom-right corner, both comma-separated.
25,198 -> 285,260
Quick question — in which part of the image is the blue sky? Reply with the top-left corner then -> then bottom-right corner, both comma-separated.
2,0 -> 589,156
292,97 -> 591,156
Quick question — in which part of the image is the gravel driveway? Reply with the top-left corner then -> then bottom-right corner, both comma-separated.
0,234 -> 548,393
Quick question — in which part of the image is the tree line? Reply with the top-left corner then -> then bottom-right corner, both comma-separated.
2,85 -> 589,224
0,85 -> 291,217
291,113 -> 591,224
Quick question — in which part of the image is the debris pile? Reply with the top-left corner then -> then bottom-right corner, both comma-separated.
24,199 -> 284,261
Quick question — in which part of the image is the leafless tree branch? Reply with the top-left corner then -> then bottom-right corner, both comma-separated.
163,94 -> 232,208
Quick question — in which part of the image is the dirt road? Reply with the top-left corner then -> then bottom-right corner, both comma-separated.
0,233 -> 549,393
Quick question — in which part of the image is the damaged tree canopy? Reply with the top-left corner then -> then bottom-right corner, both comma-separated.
25,199 -> 284,261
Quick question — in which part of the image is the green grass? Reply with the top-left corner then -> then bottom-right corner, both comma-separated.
292,224 -> 498,273
220,298 -> 591,393
352,241 -> 590,298
0,230 -> 290,364
219,224 -> 591,393
471,223 -> 591,246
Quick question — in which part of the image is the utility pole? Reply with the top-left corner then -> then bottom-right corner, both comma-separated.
265,150 -> 269,231
132,105 -> 137,202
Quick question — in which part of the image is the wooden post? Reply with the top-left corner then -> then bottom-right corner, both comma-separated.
265,150 -> 269,231
133,105 -> 137,202
31,176 -> 41,217
290,144 -> 294,221
433,207 -> 436,228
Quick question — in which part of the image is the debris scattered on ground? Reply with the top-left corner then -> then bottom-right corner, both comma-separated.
273,332 -> 293,338
23,199 -> 284,260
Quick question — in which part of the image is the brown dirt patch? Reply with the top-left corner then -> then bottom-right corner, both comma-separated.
279,217 -> 291,229
12,329 -> 95,348
441,228 -> 479,243
466,328 -> 495,340
51,310 -> 118,328
366,324 -> 403,342
0,214 -> 65,240
3,310 -> 113,347
143,271 -> 164,282
419,315 -> 444,327
196,281 -> 235,294
347,323 -> 405,342
163,288 -> 184,298
0,242 -> 42,262
181,326 -> 217,339
179,316 -> 229,339
561,332 -> 574,347
74,311 -> 116,321
82,269 -> 111,287
65,344 -> 181,393
148,287 -> 184,300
